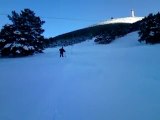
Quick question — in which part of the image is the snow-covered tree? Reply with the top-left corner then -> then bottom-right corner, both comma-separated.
139,12 -> 160,44
94,33 -> 113,44
0,9 -> 45,56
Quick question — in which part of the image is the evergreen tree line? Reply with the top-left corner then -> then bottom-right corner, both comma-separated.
94,23 -> 133,44
0,9 -> 46,57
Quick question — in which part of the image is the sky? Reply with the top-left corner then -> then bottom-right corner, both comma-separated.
0,0 -> 160,38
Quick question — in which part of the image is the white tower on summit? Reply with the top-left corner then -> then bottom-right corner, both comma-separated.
131,9 -> 135,17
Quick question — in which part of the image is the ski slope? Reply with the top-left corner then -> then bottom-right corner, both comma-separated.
0,32 -> 160,120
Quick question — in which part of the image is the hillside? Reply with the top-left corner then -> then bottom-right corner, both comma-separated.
48,16 -> 143,47
48,23 -> 133,46
0,32 -> 160,120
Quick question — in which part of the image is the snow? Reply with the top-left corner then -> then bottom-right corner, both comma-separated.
4,43 -> 11,48
12,43 -> 22,47
23,46 -> 34,50
16,50 -> 20,53
29,46 -> 34,50
23,45 -> 29,50
0,32 -> 160,120
3,43 -> 33,51
97,17 -> 144,25
21,38 -> 27,41
14,30 -> 21,35
150,31 -> 154,36
0,39 -> 5,42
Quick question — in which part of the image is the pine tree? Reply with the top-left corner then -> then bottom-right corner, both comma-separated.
0,9 -> 45,57
138,12 -> 160,44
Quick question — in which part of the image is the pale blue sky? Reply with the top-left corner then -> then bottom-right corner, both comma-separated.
0,0 -> 160,37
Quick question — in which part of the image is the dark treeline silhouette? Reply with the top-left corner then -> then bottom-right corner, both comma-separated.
138,12 -> 160,44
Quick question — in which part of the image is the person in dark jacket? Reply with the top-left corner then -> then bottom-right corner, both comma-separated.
59,46 -> 65,57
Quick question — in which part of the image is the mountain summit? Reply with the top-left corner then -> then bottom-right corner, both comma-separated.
97,10 -> 144,25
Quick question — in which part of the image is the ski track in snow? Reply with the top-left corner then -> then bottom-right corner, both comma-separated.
0,32 -> 160,120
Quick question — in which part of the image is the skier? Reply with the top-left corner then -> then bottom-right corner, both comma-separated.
59,46 -> 65,57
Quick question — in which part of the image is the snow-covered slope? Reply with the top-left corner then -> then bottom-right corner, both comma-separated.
98,17 -> 143,25
0,32 -> 160,120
